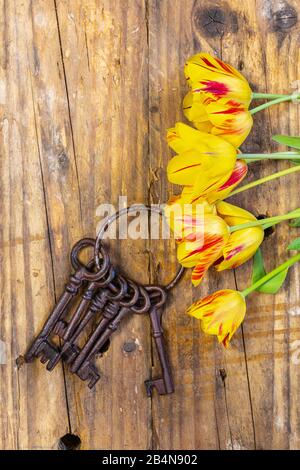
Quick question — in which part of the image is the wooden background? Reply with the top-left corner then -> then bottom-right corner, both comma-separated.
1,0 -> 300,450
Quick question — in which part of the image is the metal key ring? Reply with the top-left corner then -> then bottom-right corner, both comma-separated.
145,286 -> 167,308
130,286 -> 151,314
94,205 -> 185,290
71,237 -> 110,281
119,279 -> 140,307
105,275 -> 128,301
96,264 -> 115,288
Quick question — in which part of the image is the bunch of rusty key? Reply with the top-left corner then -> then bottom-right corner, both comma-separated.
25,237 -> 180,395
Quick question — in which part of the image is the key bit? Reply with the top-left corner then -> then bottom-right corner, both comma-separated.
76,362 -> 101,389
145,378 -> 169,396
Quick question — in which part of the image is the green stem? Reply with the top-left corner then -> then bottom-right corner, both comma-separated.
250,95 -> 299,115
241,152 -> 300,161
251,92 -> 291,100
242,252 -> 300,297
229,210 -> 300,233
227,165 -> 300,197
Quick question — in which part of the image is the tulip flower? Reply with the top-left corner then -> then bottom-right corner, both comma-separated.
183,52 -> 253,147
167,122 -> 237,201
184,53 -> 252,105
188,253 -> 300,347
206,159 -> 248,203
215,201 -> 264,270
183,53 -> 300,148
176,213 -> 230,286
183,92 -> 253,148
172,159 -> 248,207
187,289 -> 246,347
163,196 -> 215,241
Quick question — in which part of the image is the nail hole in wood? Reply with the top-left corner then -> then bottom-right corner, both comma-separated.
99,338 -> 110,354
258,214 -> 275,239
58,433 -> 81,450
123,341 -> 136,353
219,368 -> 227,382
16,355 -> 25,369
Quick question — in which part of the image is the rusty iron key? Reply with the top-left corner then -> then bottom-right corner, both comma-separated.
144,286 -> 174,396
70,281 -> 143,388
25,205 -> 186,394
24,238 -> 109,366
46,273 -> 128,371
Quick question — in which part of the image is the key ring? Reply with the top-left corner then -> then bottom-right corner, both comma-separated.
94,205 -> 185,290
71,237 -> 110,281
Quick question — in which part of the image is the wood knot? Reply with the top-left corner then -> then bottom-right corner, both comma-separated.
219,368 -> 227,382
150,105 -> 159,113
271,5 -> 297,32
193,4 -> 238,38
57,151 -> 69,170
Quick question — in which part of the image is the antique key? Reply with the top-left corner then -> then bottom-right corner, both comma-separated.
144,286 -> 174,396
47,274 -> 128,371
25,238 -> 110,367
25,205 -> 185,394
70,281 -> 143,384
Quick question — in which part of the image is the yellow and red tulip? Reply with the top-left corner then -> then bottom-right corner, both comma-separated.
184,53 -> 252,104
215,201 -> 264,270
167,122 -> 237,201
180,159 -> 248,205
164,196 -> 215,241
183,53 -> 253,147
187,289 -> 246,347
176,212 -> 229,286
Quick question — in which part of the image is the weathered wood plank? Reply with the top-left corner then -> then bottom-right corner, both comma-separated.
0,0 -> 71,449
1,0 -> 300,450
148,0 -> 255,450
147,0 -> 300,450
55,0 -> 151,449
230,0 -> 300,449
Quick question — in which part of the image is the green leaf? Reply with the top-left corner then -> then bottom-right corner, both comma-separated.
251,248 -> 289,294
252,248 -> 266,286
257,269 -> 289,294
272,135 -> 300,150
287,237 -> 300,251
290,217 -> 300,227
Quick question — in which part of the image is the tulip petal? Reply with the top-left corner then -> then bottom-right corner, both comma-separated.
216,200 -> 257,225
167,123 -> 205,153
185,53 -> 252,105
187,289 -> 246,347
205,100 -> 253,148
215,227 -> 264,271
167,124 -> 237,195
176,214 -> 229,284
207,159 -> 248,203
167,150 -> 210,185
183,91 -> 209,124
164,198 -> 214,241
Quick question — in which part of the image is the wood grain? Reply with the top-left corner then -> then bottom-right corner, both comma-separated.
54,0 -> 151,450
0,0 -> 300,450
